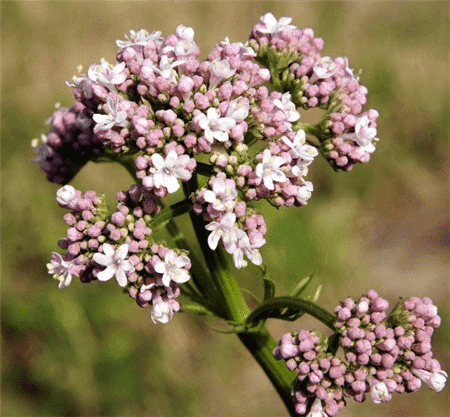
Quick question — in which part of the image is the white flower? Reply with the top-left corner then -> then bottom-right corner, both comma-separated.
151,150 -> 191,193
412,369 -> 448,392
198,108 -> 236,143
311,56 -> 337,81
154,250 -> 191,287
93,96 -> 128,131
93,243 -> 134,287
148,55 -> 186,84
258,13 -> 296,35
47,252 -> 72,289
116,29 -> 163,49
350,115 -> 378,153
208,59 -> 236,89
88,60 -> 127,89
255,149 -> 287,190
273,92 -> 300,123
282,130 -> 318,163
151,301 -> 173,324
306,398 -> 327,417
296,181 -> 313,205
203,177 -> 238,211
205,212 -> 245,253
370,381 -> 389,404
232,235 -> 265,269
226,99 -> 249,122
56,185 -> 79,206
175,24 -> 195,41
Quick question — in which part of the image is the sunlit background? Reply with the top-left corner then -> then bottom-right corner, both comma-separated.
2,2 -> 449,416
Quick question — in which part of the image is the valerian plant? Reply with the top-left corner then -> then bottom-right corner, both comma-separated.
32,13 -> 446,417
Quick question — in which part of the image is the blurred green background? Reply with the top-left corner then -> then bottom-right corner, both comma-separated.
2,2 -> 449,416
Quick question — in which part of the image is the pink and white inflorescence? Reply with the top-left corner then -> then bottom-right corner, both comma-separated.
34,13 -> 381,323
273,290 -> 447,416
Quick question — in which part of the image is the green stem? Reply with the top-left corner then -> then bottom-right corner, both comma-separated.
246,297 -> 336,331
237,330 -> 296,416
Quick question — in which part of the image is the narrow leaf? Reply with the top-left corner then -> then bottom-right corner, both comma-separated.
263,278 -> 276,300
290,272 -> 314,298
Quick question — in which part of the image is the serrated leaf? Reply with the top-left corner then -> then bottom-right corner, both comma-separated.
263,278 -> 276,300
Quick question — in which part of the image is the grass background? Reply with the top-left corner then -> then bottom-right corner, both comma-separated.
1,1 -> 449,416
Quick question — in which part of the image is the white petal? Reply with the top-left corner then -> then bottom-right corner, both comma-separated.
151,153 -> 165,170
116,243 -> 129,260
102,243 -> 115,258
207,230 -> 221,250
154,261 -> 166,274
115,268 -> 128,287
93,253 -> 111,266
97,266 -> 116,281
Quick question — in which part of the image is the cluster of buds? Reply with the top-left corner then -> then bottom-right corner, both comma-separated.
273,290 -> 447,416
34,13 -> 381,322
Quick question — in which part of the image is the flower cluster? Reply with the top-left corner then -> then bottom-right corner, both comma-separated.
273,290 -> 447,416
35,13 -> 381,322
48,184 -> 190,323
249,13 -> 379,171
31,102 -> 104,184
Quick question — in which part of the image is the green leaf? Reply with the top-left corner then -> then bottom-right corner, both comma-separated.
289,272 -> 314,298
263,278 -> 276,300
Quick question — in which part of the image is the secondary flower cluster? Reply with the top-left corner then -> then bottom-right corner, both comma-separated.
273,290 -> 447,416
47,184 -> 190,323
249,13 -> 379,171
34,13 -> 381,322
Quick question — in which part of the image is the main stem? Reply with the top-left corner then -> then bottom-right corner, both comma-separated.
184,174 -> 297,415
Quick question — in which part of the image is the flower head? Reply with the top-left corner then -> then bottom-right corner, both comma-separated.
56,185 -> 79,207
151,301 -> 173,324
203,177 -> 238,211
370,381 -> 390,404
255,149 -> 287,190
88,60 -> 127,89
258,13 -> 296,35
47,252 -> 73,289
116,29 -> 163,48
93,243 -> 134,287
93,96 -> 128,131
198,108 -> 236,143
154,249 -> 191,287
150,150 -> 191,193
